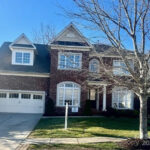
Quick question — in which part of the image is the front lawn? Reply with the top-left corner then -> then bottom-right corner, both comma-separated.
28,143 -> 123,150
29,117 -> 150,138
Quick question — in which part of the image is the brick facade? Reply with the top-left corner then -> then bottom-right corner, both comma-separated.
49,49 -> 89,115
0,75 -> 50,93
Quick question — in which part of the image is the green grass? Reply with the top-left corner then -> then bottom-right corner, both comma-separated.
28,143 -> 124,150
29,117 -> 150,138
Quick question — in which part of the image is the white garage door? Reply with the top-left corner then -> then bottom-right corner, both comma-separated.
0,90 -> 45,114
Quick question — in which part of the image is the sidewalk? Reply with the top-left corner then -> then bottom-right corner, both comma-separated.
17,137 -> 125,150
23,137 -> 125,144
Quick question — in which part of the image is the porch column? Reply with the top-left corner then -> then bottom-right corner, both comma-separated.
96,89 -> 99,111
102,85 -> 107,111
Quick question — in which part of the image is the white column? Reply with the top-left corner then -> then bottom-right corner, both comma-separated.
96,89 -> 99,111
103,85 -> 107,111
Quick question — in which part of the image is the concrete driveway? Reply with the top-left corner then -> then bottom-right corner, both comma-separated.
0,113 -> 41,150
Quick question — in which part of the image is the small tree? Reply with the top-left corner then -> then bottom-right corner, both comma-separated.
32,23 -> 56,45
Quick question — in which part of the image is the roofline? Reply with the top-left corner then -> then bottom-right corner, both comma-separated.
51,23 -> 93,47
9,33 -> 36,50
0,70 -> 50,78
51,44 -> 91,51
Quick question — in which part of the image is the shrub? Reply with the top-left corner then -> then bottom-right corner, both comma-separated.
118,139 -> 150,150
83,100 -> 92,116
101,107 -> 139,118
44,98 -> 55,116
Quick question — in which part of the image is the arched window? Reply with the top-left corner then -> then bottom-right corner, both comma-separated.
57,82 -> 80,107
89,59 -> 99,73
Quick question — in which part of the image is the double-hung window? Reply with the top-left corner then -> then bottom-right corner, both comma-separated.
112,87 -> 134,109
113,60 -> 133,75
58,53 -> 82,70
15,52 -> 31,64
57,82 -> 80,107
12,50 -> 33,65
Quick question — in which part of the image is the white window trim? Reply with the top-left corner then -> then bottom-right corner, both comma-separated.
58,52 -> 82,70
112,87 -> 134,110
89,59 -> 100,73
12,49 -> 34,66
56,81 -> 81,107
113,59 -> 134,76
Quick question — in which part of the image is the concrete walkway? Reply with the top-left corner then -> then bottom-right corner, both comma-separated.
17,137 -> 125,150
24,137 -> 125,144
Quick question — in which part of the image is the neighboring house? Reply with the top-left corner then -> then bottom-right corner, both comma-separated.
0,23 -> 139,114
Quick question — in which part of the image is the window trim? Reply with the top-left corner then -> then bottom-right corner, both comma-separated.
112,87 -> 134,110
89,59 -> 100,73
58,52 -> 82,70
12,50 -> 34,66
56,81 -> 81,107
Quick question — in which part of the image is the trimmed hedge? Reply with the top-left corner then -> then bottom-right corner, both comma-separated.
101,107 -> 139,118
83,100 -> 92,116
44,98 -> 55,116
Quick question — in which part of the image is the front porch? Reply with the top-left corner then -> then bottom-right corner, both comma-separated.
87,81 -> 111,112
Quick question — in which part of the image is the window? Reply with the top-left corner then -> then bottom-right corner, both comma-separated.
89,89 -> 96,100
112,87 -> 133,109
113,60 -> 133,75
0,93 -> 7,98
21,94 -> 31,99
33,95 -> 43,100
15,52 -> 31,64
58,53 -> 82,70
12,51 -> 33,65
57,82 -> 80,107
9,93 -> 19,98
89,59 -> 99,73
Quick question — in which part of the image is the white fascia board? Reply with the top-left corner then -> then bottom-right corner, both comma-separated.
0,71 -> 50,78
51,44 -> 91,51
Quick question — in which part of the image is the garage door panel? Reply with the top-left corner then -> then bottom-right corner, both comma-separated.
0,91 -> 45,114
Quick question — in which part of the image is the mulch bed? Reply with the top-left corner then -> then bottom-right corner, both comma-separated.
118,138 -> 150,150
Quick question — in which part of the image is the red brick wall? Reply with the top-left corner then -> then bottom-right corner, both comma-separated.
49,49 -> 89,115
0,75 -> 50,93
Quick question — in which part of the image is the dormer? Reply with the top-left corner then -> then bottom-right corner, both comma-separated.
9,33 -> 36,66
51,23 -> 92,51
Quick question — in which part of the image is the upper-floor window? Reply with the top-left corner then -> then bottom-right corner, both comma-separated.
113,60 -> 133,76
89,59 -> 99,73
58,52 -> 82,70
12,50 -> 34,66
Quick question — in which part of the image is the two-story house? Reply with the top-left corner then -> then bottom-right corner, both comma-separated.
0,23 -> 138,114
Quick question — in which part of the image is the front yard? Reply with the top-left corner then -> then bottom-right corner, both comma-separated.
29,117 -> 150,138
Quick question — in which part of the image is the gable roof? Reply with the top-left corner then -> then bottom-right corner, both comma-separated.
9,33 -> 36,50
0,42 -> 50,74
52,23 -> 92,47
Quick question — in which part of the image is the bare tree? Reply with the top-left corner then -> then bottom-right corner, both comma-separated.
32,23 -> 56,45
62,0 -> 150,139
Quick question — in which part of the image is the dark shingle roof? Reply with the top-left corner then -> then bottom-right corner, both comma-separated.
93,44 -> 133,56
0,42 -> 50,74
